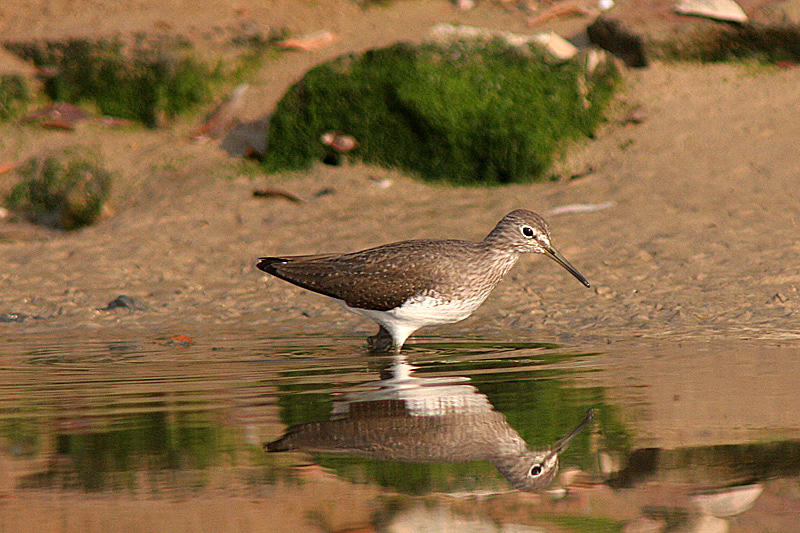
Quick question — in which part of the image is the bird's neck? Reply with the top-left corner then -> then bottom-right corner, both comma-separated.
476,239 -> 522,281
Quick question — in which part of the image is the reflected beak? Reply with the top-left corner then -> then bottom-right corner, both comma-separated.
544,246 -> 590,288
551,408 -> 594,456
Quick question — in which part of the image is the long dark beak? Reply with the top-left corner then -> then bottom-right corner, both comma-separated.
551,408 -> 594,455
544,246 -> 590,288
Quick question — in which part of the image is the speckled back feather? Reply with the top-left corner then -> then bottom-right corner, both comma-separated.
257,209 -> 557,312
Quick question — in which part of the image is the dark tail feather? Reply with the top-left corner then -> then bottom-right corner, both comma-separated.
264,435 -> 294,453
256,257 -> 288,274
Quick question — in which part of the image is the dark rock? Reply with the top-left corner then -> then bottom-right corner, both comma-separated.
313,187 -> 336,198
588,17 -> 648,68
98,295 -> 144,311
252,186 -> 303,203
0,312 -> 28,322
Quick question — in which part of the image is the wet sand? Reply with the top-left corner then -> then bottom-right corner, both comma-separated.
1,1 -> 799,348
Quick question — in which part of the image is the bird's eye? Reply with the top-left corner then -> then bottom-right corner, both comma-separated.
521,226 -> 535,238
529,464 -> 543,477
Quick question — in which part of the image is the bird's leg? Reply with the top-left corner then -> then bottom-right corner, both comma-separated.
367,325 -> 395,355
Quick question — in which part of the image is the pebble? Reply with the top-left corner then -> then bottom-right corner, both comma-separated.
638,249 -> 653,262
167,334 -> 194,347
622,517 -> 667,533
771,292 -> 788,303
97,295 -> 143,311
372,178 -> 394,189
0,312 -> 28,323
594,285 -> 618,298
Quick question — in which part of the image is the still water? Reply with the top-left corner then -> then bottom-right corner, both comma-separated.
0,331 -> 798,532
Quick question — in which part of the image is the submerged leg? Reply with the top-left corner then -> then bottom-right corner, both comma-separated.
367,325 -> 395,354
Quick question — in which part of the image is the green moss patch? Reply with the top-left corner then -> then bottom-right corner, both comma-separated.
5,148 -> 113,230
263,40 -> 618,185
3,37 -> 223,127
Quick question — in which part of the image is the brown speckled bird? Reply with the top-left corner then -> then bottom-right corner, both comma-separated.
257,209 -> 589,352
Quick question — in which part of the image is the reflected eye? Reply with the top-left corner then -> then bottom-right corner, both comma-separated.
529,464 -> 543,477
521,226 -> 535,238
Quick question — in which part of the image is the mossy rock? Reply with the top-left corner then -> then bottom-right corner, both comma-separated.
5,148 -> 112,230
263,40 -> 618,185
0,74 -> 30,121
3,37 -> 221,127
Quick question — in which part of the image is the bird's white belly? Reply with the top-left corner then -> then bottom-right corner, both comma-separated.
338,293 -> 485,347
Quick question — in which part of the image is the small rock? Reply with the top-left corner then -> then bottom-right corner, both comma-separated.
191,83 -> 249,142
587,17 -> 648,68
527,0 -> 599,28
320,131 -> 359,153
98,295 -> 143,312
623,517 -> 667,533
167,334 -> 195,347
24,102 -> 90,126
277,30 -> 337,51
243,146 -> 265,161
428,24 -> 578,60
546,486 -> 568,499
547,201 -> 615,216
313,187 -> 336,198
559,467 -> 593,487
669,308 -> 685,321
372,178 -> 394,189
583,48 -> 611,77
621,108 -> 647,126
687,514 -> 729,533
594,285 -> 617,297
252,186 -> 303,203
638,249 -> 654,262
530,31 -> 580,60
0,312 -> 28,323
0,162 -> 20,177
771,292 -> 788,303
599,450 -> 621,475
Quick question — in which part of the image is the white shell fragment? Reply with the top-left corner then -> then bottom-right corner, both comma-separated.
321,131 -> 359,153
530,31 -> 580,60
674,0 -> 748,23
547,201 -> 616,216
691,484 -> 764,518
428,23 -> 578,60
689,515 -> 730,533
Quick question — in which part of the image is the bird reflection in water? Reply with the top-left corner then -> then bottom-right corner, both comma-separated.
266,357 -> 593,491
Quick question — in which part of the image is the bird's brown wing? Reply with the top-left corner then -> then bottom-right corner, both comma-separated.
257,240 -> 471,311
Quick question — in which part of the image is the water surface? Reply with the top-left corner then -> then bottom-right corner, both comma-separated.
0,332 -> 798,532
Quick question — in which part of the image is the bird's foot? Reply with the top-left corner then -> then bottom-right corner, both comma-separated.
367,326 -> 396,355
